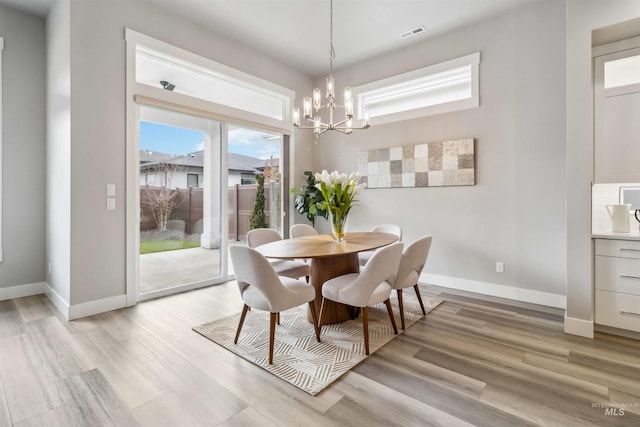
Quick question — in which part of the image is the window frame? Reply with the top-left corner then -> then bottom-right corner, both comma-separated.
353,52 -> 480,125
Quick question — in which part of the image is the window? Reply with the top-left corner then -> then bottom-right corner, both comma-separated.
187,173 -> 200,188
604,54 -> 640,89
353,52 -> 480,125
135,45 -> 292,122
241,174 -> 256,185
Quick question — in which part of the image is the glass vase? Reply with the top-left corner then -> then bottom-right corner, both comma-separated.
330,211 -> 349,242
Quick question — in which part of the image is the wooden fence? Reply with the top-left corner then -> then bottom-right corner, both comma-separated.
140,184 -> 278,241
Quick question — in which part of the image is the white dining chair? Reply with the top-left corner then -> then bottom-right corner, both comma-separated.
290,224 -> 318,265
390,236 -> 432,330
319,242 -> 403,355
358,224 -> 403,267
246,228 -> 310,281
229,245 -> 321,364
290,223 -> 319,238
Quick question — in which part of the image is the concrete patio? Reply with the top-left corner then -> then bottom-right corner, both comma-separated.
139,246 -> 233,294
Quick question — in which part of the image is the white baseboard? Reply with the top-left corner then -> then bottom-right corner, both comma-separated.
420,273 -> 567,309
68,294 -> 127,320
44,283 -> 70,319
564,315 -> 594,338
0,282 -> 46,301
43,283 -> 127,320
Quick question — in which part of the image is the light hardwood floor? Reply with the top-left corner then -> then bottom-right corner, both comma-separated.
0,283 -> 638,426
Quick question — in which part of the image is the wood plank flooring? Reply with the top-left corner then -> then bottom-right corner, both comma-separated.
0,284 -> 638,426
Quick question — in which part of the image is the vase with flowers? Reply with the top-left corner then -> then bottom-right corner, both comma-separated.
315,170 -> 366,242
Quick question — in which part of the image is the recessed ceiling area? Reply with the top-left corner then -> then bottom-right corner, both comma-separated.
1,0 -> 542,77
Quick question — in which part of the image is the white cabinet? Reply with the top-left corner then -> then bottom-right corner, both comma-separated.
594,239 -> 640,332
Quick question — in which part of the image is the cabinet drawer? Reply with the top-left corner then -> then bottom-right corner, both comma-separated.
595,290 -> 640,333
595,239 -> 640,259
595,256 -> 640,295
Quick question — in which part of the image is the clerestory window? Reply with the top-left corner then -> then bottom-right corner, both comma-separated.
353,52 -> 480,125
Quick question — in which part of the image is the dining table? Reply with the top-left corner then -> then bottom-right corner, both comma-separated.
256,231 -> 399,324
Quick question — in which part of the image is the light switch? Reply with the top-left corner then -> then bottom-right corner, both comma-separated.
106,184 -> 116,196
107,198 -> 116,210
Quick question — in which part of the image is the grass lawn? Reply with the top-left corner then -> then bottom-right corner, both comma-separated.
140,239 -> 201,254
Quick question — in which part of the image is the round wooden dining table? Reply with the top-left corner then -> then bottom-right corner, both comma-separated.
256,231 -> 399,324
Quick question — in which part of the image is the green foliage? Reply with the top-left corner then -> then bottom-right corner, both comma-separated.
290,171 -> 328,227
249,174 -> 269,230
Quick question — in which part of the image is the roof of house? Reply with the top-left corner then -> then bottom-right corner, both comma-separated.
140,150 -> 173,164
139,150 -> 271,173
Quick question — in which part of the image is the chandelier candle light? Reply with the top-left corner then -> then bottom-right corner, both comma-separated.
293,0 -> 371,136
315,170 -> 366,242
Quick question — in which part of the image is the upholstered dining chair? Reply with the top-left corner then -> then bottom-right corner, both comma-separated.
246,228 -> 311,281
390,236 -> 432,330
290,223 -> 319,238
358,224 -> 403,267
319,242 -> 403,355
289,223 -> 318,266
229,245 -> 321,364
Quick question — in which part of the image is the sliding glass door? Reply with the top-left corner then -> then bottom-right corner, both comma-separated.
137,105 -> 225,299
227,125 -> 284,244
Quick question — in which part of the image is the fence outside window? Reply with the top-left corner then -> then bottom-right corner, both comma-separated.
140,183 -> 280,242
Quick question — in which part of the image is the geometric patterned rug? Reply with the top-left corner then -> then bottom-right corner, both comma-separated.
193,292 -> 443,395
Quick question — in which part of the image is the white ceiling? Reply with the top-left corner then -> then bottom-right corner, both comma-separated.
2,0 -> 541,77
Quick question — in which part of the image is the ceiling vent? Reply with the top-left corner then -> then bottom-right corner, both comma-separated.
400,26 -> 426,40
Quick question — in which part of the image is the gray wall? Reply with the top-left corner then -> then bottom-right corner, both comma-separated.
312,0 -> 567,297
565,0 -> 640,331
0,6 -> 46,288
61,0 -> 313,305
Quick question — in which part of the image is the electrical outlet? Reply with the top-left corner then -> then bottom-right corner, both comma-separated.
496,262 -> 504,273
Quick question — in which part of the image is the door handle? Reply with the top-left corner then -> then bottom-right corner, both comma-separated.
620,275 -> 640,280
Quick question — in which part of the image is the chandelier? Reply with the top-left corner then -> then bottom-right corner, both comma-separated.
293,0 -> 370,136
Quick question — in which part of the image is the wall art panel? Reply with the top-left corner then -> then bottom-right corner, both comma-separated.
357,138 -> 475,188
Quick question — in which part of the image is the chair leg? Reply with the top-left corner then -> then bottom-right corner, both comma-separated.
234,304 -> 250,344
384,299 -> 398,335
306,275 -> 310,283
362,306 -> 369,355
397,289 -> 406,330
308,302 -> 321,342
318,297 -> 328,330
414,284 -> 427,315
276,312 -> 280,325
269,312 -> 277,364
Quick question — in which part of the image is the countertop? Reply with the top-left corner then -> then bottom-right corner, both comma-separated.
592,229 -> 640,241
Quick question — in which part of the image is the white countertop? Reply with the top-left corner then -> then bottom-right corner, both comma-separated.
592,229 -> 640,241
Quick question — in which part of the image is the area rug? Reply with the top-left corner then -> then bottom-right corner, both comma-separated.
193,292 -> 443,396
